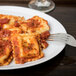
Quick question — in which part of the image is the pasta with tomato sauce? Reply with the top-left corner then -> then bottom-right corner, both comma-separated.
0,14 -> 50,66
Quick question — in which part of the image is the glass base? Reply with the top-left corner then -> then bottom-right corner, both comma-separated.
28,0 -> 55,13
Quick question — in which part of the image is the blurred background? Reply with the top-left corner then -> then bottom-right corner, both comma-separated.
0,0 -> 76,6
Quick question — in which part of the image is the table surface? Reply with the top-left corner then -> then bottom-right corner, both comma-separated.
0,1 -> 76,76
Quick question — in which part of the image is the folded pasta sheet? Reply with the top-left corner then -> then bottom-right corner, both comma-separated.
21,16 -> 50,35
0,14 -> 25,30
11,34 -> 44,64
0,39 -> 12,66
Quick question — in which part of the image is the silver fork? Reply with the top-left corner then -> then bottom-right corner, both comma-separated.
47,33 -> 76,47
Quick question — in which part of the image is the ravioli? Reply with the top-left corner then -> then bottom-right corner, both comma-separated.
0,14 -> 50,66
0,39 -> 12,66
21,16 -> 50,35
11,34 -> 43,64
0,14 -> 25,30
